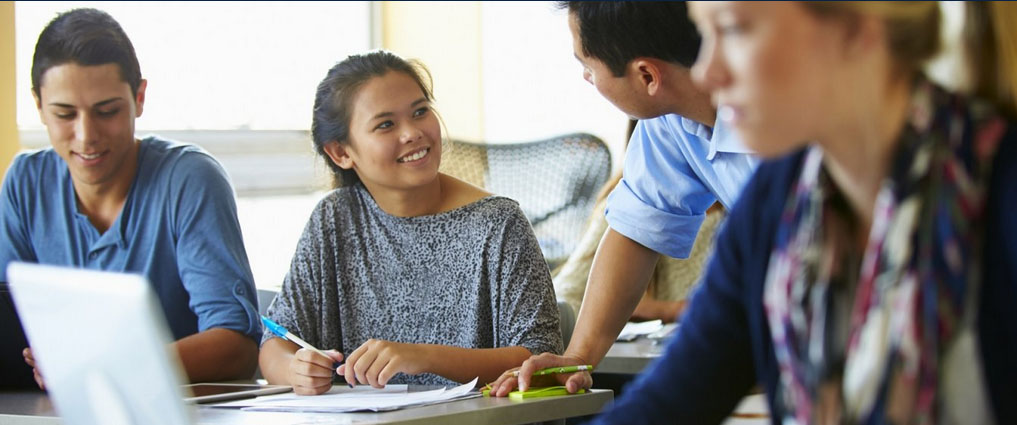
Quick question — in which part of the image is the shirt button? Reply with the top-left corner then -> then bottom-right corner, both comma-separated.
89,252 -> 98,260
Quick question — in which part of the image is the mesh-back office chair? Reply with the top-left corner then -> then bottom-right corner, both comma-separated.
257,288 -> 278,317
439,133 -> 612,271
253,288 -> 278,379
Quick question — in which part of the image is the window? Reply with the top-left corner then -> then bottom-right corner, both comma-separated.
17,2 -> 371,131
16,1 -> 372,194
16,2 -> 372,289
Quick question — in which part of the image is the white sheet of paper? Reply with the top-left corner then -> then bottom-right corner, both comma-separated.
211,378 -> 480,413
616,319 -> 664,341
646,322 -> 679,340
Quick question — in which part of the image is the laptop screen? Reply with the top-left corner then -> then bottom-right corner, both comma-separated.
7,263 -> 194,425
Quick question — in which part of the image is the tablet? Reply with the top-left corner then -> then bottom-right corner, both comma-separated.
182,383 -> 292,404
0,283 -> 36,389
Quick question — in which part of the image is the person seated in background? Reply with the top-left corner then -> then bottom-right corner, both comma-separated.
586,1 -> 1017,423
553,170 -> 724,324
0,8 -> 261,388
258,50 -> 562,395
492,1 -> 758,397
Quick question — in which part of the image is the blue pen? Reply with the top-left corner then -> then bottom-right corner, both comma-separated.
261,315 -> 343,372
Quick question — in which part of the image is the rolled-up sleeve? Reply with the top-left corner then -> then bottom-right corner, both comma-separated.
606,118 -> 718,259
171,152 -> 261,341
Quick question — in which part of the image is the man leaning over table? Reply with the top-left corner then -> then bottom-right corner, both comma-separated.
0,8 -> 261,389
491,1 -> 758,396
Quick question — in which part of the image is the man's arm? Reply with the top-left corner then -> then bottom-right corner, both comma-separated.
175,328 -> 258,382
490,228 -> 659,395
567,228 -> 659,364
170,150 -> 261,381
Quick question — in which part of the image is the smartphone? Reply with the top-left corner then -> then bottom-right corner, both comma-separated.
182,383 -> 292,404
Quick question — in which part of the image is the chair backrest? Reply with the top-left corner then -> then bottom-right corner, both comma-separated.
439,133 -> 612,270
253,288 -> 279,380
557,301 -> 576,347
257,288 -> 278,317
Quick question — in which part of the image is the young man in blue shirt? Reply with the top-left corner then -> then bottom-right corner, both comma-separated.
491,1 -> 757,396
0,8 -> 261,388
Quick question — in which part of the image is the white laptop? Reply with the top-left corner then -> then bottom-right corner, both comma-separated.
7,262 -> 194,425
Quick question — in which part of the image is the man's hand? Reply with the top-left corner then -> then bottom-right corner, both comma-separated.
23,347 -> 45,390
488,353 -> 592,397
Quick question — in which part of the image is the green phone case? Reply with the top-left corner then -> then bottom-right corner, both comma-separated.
508,386 -> 585,400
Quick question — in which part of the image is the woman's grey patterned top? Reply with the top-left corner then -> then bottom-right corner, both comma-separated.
263,183 -> 563,386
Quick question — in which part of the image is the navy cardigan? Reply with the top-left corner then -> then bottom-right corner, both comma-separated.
588,136 -> 1017,424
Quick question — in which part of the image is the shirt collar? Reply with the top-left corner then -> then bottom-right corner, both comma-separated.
679,111 -> 754,160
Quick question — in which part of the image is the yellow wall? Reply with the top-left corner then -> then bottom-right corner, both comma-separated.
381,1 -> 483,142
0,1 -> 20,174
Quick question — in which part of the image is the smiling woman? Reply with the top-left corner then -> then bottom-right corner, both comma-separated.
257,50 -> 563,395
329,70 -> 442,198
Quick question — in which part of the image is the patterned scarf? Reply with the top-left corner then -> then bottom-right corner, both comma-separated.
764,79 -> 1007,424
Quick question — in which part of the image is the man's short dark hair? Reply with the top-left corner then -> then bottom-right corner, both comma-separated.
31,8 -> 142,97
558,1 -> 701,77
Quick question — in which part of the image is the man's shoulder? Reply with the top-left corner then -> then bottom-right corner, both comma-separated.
5,148 -> 63,186
632,113 -> 708,147
132,136 -> 234,205
139,136 -> 216,166
138,136 -> 227,180
644,113 -> 695,130
10,147 -> 61,169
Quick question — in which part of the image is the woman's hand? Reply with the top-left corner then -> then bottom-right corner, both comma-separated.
339,339 -> 431,388
288,348 -> 344,395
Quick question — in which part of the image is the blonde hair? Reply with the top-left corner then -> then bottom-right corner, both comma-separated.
804,2 -> 940,73
965,2 -> 1017,117
804,1 -> 1017,118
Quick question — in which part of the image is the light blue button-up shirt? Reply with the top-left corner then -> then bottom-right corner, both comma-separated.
605,114 -> 758,259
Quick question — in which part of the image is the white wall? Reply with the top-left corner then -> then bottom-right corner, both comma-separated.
382,1 -> 629,170
480,2 -> 628,167
1,2 -> 18,176
381,2 -> 484,141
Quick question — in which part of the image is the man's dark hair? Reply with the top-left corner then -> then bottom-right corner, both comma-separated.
31,8 -> 142,97
558,1 -> 701,77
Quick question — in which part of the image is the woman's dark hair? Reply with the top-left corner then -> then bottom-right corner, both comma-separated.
312,50 -> 435,188
31,8 -> 142,98
557,1 -> 701,77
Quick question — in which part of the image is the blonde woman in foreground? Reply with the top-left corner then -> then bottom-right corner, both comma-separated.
586,2 -> 1017,424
